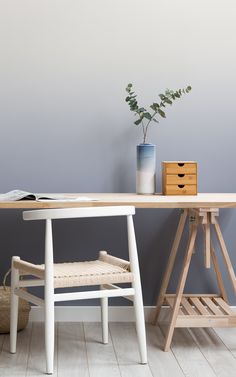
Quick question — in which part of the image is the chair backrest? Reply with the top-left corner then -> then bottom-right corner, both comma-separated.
23,206 -> 135,221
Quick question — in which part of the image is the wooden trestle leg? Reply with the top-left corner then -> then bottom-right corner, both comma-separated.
210,240 -> 228,302
213,217 -> 236,295
152,209 -> 188,324
164,225 -> 197,351
153,207 -> 236,351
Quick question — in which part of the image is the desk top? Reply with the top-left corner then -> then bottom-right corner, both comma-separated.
1,193 -> 236,209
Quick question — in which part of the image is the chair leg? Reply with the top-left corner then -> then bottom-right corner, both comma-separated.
100,293 -> 108,344
44,219 -> 54,375
133,286 -> 147,364
127,214 -> 147,364
45,288 -> 54,374
10,256 -> 20,354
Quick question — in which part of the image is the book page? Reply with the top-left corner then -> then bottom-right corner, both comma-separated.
0,190 -> 97,202
36,194 -> 97,202
0,190 -> 36,201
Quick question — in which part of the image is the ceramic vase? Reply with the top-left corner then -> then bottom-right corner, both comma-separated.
136,143 -> 156,194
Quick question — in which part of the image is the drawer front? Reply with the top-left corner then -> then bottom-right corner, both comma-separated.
165,174 -> 197,185
165,184 -> 197,195
164,163 -> 197,175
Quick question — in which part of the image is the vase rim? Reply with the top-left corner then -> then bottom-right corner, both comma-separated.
137,143 -> 155,146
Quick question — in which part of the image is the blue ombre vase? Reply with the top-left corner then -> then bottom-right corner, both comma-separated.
136,143 -> 156,194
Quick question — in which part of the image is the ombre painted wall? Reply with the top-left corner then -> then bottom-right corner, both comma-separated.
0,0 -> 236,305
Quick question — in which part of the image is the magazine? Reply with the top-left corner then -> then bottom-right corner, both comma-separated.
0,190 -> 97,202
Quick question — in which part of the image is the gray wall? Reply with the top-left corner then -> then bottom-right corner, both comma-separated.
1,0 -> 236,305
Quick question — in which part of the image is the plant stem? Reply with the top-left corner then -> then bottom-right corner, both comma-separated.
141,119 -> 145,143
143,111 -> 157,144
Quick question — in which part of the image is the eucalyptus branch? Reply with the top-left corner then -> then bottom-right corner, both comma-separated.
125,83 -> 192,144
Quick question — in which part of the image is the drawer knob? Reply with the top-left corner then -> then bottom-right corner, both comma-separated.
178,185 -> 185,189
178,163 -> 185,167
178,174 -> 185,178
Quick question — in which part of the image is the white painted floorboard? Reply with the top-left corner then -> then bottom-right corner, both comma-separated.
58,323 -> 88,377
145,324 -> 184,377
160,325 -> 217,377
0,323 -> 236,377
84,322 -> 120,377
189,328 -> 236,377
109,322 -> 153,377
26,322 -> 53,377
0,323 -> 32,377
214,327 -> 236,358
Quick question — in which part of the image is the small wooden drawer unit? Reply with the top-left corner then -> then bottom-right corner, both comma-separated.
162,161 -> 197,195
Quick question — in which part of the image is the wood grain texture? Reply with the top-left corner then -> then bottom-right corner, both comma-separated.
190,327 -> 236,377
145,324 -> 184,377
164,225 -> 198,351
109,322 -> 153,377
26,322 -> 57,376
161,325 -> 217,377
165,175 -> 197,184
58,323 -> 88,377
152,209 -> 188,323
163,162 -> 197,175
0,334 -> 5,356
2,193 -> 236,208
0,322 -> 32,376
84,322 -> 120,377
214,327 -> 236,358
1,322 -> 236,376
165,185 -> 197,195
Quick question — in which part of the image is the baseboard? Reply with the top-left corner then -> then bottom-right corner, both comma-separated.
29,305 -> 236,323
29,306 -> 155,322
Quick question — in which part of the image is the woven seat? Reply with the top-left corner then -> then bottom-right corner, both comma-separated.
10,206 -> 147,374
13,251 -> 134,288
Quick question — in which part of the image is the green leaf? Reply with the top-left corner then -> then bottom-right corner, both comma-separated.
138,107 -> 146,112
150,102 -> 159,111
165,98 -> 172,105
158,108 -> 166,118
159,94 -> 166,100
186,85 -> 192,92
143,112 -> 152,120
125,96 -> 130,102
134,118 -> 142,125
152,118 -> 159,123
126,83 -> 133,93
167,89 -> 174,95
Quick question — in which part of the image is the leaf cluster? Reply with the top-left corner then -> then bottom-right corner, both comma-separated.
125,83 -> 192,143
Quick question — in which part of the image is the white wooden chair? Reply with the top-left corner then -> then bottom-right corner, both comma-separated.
10,206 -> 147,374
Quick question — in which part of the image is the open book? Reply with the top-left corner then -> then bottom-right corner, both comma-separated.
0,190 -> 97,202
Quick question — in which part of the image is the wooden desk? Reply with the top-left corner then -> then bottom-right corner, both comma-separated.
1,193 -> 236,350
1,192 -> 236,208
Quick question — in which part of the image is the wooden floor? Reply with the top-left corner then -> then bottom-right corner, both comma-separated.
0,323 -> 236,376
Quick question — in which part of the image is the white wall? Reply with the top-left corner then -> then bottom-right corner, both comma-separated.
1,0 -> 236,192
0,0 -> 236,304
